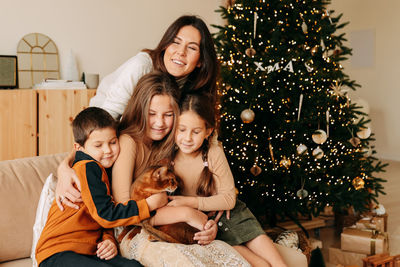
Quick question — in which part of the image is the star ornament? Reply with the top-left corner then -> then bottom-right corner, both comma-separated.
330,81 -> 348,98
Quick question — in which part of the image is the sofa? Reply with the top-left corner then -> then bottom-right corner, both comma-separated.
0,153 -> 308,267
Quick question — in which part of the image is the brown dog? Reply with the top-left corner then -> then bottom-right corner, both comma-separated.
117,165 -> 199,244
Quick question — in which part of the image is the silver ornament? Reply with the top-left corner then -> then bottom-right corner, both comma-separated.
296,144 -> 308,155
296,189 -> 309,199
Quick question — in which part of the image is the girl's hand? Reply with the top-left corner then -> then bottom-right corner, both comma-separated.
96,239 -> 117,260
146,192 -> 168,211
167,195 -> 198,209
213,210 -> 231,222
193,219 -> 217,245
55,160 -> 82,211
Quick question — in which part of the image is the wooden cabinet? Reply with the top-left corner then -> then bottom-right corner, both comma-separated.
0,89 -> 96,160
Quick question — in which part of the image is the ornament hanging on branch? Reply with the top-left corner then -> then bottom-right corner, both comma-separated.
279,156 -> 292,169
330,80 -> 347,98
312,129 -> 328,144
362,146 -> 373,157
296,178 -> 308,199
349,136 -> 361,147
245,12 -> 258,58
240,108 -> 255,123
357,127 -> 372,139
296,144 -> 308,155
352,176 -> 365,190
312,146 -> 324,159
322,9 -> 333,24
297,94 -> 304,121
250,164 -> 262,176
268,132 -> 275,162
311,45 -> 319,56
300,14 -> 308,34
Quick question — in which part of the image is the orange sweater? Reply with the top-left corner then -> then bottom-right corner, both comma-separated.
35,151 -> 150,265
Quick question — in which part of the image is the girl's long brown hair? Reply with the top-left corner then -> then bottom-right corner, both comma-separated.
178,92 -> 216,197
119,71 -> 180,165
143,15 -> 219,103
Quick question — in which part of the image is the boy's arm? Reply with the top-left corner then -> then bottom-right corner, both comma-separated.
79,161 -> 156,228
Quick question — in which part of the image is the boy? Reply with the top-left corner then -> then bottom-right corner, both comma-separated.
35,107 -> 167,267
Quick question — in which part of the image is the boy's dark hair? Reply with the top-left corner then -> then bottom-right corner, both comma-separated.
72,107 -> 117,146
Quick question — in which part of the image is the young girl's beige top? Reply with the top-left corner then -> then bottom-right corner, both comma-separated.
112,134 -> 152,203
173,143 -> 236,211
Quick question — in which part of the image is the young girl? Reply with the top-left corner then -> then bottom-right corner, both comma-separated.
168,93 -> 288,267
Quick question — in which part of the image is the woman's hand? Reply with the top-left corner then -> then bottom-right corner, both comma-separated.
96,239 -> 117,260
193,219 -> 218,245
55,159 -> 82,211
167,195 -> 198,209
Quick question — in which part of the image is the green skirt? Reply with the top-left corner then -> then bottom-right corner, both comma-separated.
216,199 -> 265,246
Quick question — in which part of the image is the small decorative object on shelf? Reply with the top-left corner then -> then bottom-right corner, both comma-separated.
0,55 -> 18,89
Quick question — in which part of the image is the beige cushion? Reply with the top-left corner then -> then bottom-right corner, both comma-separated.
0,153 -> 67,262
0,258 -> 31,267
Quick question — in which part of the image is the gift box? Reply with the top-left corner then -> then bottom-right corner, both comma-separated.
356,216 -> 385,233
329,246 -> 367,266
341,227 -> 389,255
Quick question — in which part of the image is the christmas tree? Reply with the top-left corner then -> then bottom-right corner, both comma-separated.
213,0 -> 386,226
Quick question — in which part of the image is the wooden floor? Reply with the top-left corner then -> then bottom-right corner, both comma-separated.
316,159 -> 400,266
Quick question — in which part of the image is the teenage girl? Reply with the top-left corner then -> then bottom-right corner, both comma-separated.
167,93 -> 288,267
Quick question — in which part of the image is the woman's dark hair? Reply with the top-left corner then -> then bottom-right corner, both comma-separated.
178,93 -> 216,197
144,15 -> 219,103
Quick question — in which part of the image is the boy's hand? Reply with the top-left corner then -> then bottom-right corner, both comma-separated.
146,192 -> 168,211
96,239 -> 117,260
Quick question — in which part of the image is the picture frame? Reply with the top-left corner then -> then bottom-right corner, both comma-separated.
0,55 -> 18,89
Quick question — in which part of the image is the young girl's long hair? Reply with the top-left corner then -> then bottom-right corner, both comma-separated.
178,92 -> 216,197
119,71 -> 180,165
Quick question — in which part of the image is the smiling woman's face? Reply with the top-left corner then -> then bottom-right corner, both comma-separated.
163,25 -> 201,78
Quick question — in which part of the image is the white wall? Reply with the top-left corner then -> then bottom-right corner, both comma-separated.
329,1 -> 400,161
1,0 -> 223,79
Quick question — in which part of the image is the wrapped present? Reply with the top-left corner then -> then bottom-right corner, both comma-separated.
341,227 -> 389,255
356,216 -> 385,233
329,246 -> 367,266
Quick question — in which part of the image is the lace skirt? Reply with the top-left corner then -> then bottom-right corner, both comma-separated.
119,228 -> 251,267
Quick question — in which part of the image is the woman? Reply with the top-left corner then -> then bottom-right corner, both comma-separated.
89,14 -> 218,120
56,15 -> 219,214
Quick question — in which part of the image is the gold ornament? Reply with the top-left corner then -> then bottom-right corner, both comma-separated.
279,156 -> 291,169
330,80 -> 348,98
250,165 -> 262,176
301,21 -> 308,34
349,137 -> 361,147
352,176 -> 365,190
312,129 -> 328,144
312,146 -> 324,159
311,45 -> 318,56
240,109 -> 255,123
357,127 -> 372,139
245,47 -> 256,57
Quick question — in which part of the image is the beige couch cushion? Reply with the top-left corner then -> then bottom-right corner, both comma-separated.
0,153 -> 67,262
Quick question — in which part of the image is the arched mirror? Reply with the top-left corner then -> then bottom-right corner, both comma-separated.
17,33 -> 60,88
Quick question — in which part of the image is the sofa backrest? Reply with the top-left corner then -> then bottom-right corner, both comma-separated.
0,153 -> 67,262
